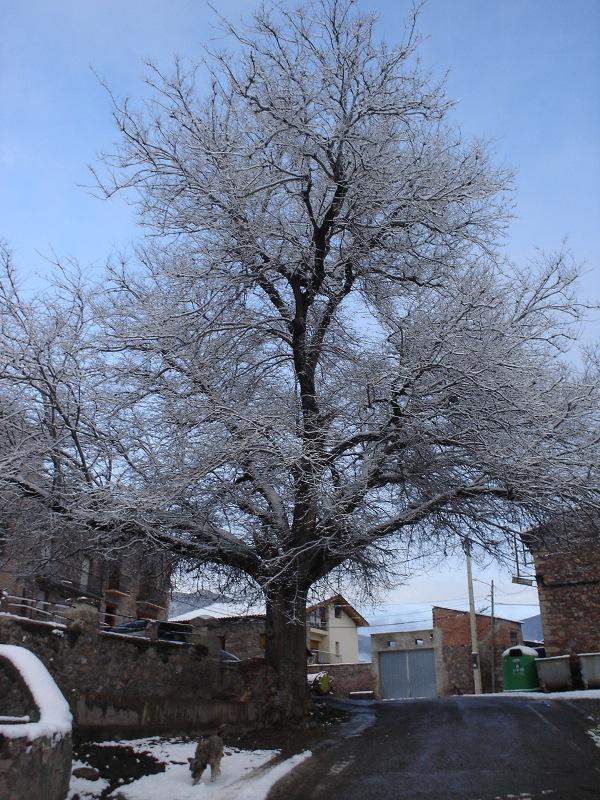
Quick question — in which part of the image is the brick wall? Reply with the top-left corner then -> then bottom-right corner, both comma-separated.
307,662 -> 374,695
531,529 -> 600,656
433,606 -> 522,694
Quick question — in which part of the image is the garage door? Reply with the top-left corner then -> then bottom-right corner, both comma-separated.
379,648 -> 437,699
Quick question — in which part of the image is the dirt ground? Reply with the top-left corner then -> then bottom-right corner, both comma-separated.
230,699 -> 351,758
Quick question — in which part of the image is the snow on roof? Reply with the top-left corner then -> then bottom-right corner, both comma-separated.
169,593 -> 369,625
169,601 -> 266,622
0,644 -> 72,741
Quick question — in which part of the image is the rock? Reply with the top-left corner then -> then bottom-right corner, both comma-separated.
72,766 -> 100,781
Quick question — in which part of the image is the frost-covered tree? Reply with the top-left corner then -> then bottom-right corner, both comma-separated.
1,1 -> 599,718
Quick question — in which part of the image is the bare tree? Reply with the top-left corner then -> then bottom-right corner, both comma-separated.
1,1 -> 599,718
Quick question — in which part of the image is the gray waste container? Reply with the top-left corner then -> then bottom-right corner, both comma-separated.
578,653 -> 600,689
535,655 -> 572,691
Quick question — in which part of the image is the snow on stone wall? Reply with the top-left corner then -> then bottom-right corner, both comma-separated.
0,643 -> 72,741
0,644 -> 73,800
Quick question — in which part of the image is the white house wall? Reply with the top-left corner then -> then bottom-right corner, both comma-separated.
324,605 -> 360,663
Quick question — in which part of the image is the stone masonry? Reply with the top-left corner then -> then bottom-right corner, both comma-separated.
433,606 -> 523,695
530,526 -> 600,657
0,650 -> 72,800
307,662 -> 374,696
206,616 -> 266,659
0,613 -> 275,737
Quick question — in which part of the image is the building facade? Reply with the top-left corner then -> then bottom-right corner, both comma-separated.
529,525 -> 600,657
170,594 -> 368,664
0,542 -> 171,626
371,607 -> 523,699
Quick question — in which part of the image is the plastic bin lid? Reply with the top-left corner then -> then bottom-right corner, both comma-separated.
502,645 -> 539,658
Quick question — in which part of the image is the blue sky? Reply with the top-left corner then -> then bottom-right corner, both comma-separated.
1,0 -> 598,621
1,0 -> 598,293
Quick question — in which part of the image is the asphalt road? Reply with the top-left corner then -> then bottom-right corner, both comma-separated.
268,696 -> 600,800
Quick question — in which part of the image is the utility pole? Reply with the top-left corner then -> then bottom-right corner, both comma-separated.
465,538 -> 482,695
490,579 -> 496,694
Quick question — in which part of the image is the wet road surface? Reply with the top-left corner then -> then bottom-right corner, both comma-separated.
269,696 -> 600,800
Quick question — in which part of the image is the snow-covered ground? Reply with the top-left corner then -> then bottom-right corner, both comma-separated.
69,760 -> 110,798
67,737 -> 310,800
464,689 -> 600,700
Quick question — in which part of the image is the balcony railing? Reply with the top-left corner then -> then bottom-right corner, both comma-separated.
308,649 -> 342,665
307,612 -> 327,630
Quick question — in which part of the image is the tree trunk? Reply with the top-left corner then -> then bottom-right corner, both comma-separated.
264,585 -> 310,723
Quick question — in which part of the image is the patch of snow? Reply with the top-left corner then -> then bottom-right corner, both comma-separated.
0,644 -> 72,741
501,645 -> 540,658
588,726 -> 600,748
307,671 -> 328,685
68,760 -> 109,799
111,748 -> 309,800
169,601 -> 265,622
463,689 -> 600,699
0,611 -> 66,629
68,737 -> 310,800
535,655 -> 569,662
92,735 -> 200,762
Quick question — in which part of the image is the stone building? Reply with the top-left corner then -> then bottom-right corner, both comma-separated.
433,606 -> 522,695
170,594 -> 368,664
0,540 -> 172,626
527,521 -> 600,656
371,607 -> 523,699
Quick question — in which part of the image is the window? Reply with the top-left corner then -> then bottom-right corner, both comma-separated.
387,640 -> 396,648
510,629 -> 518,644
334,605 -> 342,618
335,641 -> 340,656
415,638 -> 424,646
260,633 -> 266,649
81,557 -> 91,590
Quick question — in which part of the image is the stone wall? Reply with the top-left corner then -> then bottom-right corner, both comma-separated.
433,606 -> 523,694
531,530 -> 600,657
0,614 -> 274,737
0,730 -> 72,800
205,617 -> 266,659
0,649 -> 72,800
307,662 -> 374,696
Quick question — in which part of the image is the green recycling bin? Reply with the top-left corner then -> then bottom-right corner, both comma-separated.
502,645 -> 540,692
